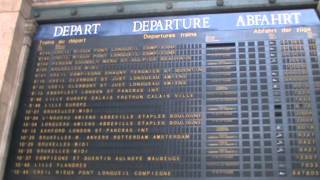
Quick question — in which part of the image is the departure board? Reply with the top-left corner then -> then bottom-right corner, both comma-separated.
4,9 -> 320,180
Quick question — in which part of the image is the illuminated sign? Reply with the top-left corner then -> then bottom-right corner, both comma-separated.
35,9 -> 319,39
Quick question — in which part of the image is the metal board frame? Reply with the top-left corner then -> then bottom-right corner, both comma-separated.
32,0 -> 320,23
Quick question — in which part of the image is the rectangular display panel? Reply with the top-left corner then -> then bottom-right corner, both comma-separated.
4,9 -> 320,180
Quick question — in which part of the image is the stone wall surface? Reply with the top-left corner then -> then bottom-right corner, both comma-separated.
0,0 -> 33,180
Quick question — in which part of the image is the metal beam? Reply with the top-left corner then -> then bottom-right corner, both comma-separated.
32,0 -> 319,23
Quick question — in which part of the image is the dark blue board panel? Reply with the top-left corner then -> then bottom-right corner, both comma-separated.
4,8 -> 320,180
